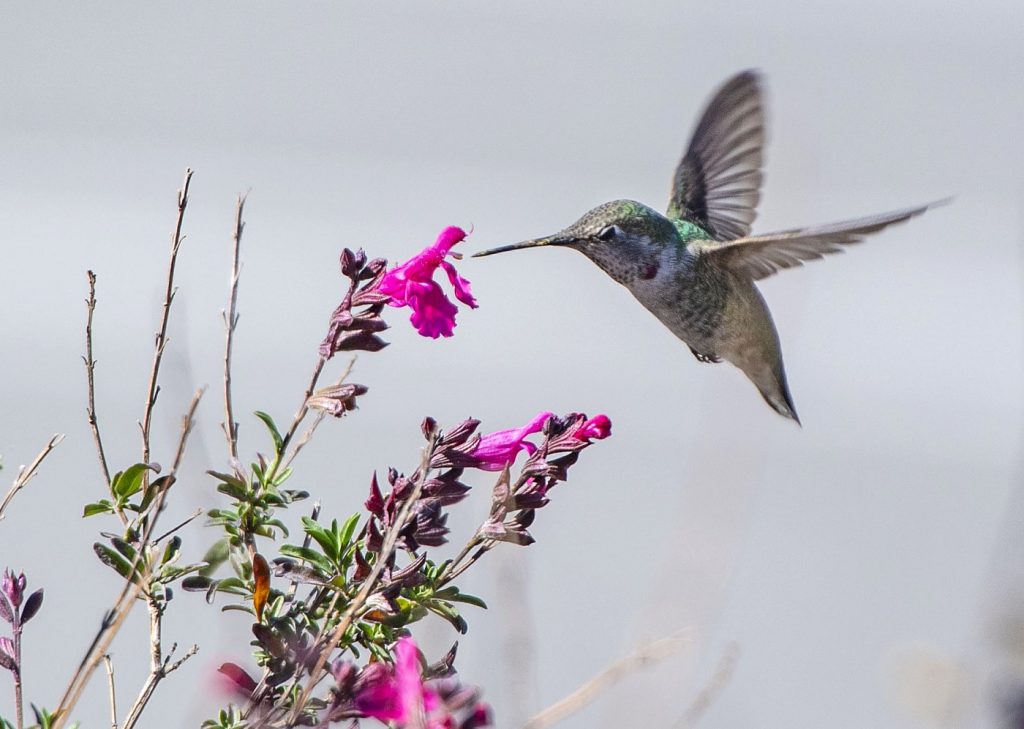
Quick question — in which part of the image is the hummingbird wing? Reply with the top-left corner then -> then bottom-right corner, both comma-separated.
667,70 -> 765,241
697,202 -> 938,281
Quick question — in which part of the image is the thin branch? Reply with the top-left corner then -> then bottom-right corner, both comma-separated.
222,193 -> 246,462
521,629 -> 694,729
0,433 -> 64,521
52,389 -> 204,729
152,508 -> 203,545
141,168 -> 193,466
83,270 -> 115,506
286,435 -> 438,725
103,655 -> 117,729
673,642 -> 740,729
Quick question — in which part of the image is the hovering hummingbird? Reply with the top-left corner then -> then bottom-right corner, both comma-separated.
473,70 -> 942,423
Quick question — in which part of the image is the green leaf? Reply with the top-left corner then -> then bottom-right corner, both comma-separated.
112,462 -> 156,501
94,543 -> 137,581
265,518 -> 289,538
161,536 -> 182,565
433,586 -> 488,610
279,545 -> 333,573
182,575 -> 214,591
83,500 -> 115,517
253,411 -> 283,453
140,475 -> 173,511
110,537 -> 138,562
338,513 -> 361,552
302,518 -> 338,561
427,600 -> 468,634
199,537 -> 231,577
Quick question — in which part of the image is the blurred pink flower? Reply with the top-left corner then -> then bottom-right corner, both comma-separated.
380,227 -> 478,338
573,414 -> 612,442
472,412 -> 553,471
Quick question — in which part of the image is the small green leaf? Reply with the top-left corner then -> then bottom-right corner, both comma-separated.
140,475 -> 173,511
83,500 -> 115,517
161,536 -> 182,565
253,411 -> 283,453
93,543 -> 137,581
182,575 -> 214,591
338,513 -> 361,552
112,463 -> 156,501
279,545 -> 333,573
427,600 -> 468,634
199,537 -> 231,577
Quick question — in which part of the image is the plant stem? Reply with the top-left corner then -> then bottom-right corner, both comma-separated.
84,270 -> 116,512
222,194 -> 246,462
141,168 -> 193,467
13,621 -> 22,729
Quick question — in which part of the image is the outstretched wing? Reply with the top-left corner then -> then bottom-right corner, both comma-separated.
667,70 -> 766,241
696,202 -> 940,281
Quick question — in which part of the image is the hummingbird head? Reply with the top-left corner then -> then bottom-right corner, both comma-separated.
473,200 -> 679,284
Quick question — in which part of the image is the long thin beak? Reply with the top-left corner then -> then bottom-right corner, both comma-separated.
471,235 -> 574,258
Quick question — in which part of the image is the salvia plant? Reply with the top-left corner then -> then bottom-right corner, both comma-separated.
0,171 -> 620,729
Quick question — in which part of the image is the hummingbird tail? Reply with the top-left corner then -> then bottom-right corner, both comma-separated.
758,378 -> 801,425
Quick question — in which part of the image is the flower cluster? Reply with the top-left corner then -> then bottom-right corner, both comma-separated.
477,412 -> 612,546
327,637 -> 491,728
380,227 -> 478,339
0,569 -> 43,676
320,248 -> 391,359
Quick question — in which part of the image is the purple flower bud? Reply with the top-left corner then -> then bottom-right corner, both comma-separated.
2,570 -> 24,608
340,248 -> 368,279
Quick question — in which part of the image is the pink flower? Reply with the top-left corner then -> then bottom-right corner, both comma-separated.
380,227 -> 478,338
472,412 -> 553,471
356,637 -> 430,724
573,414 -> 611,442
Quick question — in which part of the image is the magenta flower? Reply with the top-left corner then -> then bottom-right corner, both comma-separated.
472,412 -> 553,471
573,414 -> 612,442
356,637 -> 433,724
380,227 -> 478,338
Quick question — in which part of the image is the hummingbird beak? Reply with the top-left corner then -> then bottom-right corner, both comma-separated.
471,235 -> 575,258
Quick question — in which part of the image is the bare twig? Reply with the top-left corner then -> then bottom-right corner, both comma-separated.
280,358 -> 326,455
673,643 -> 740,729
122,601 -> 200,729
141,168 -> 193,466
83,271 -> 115,507
52,389 -> 204,729
521,629 -> 695,729
0,433 -> 64,521
222,193 -> 246,462
285,436 -> 438,725
152,508 -> 203,545
103,655 -> 117,729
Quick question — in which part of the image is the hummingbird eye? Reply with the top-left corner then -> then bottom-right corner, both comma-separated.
595,225 -> 620,242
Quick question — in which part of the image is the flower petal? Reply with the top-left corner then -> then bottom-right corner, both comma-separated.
431,226 -> 468,256
473,412 -> 553,470
406,280 -> 458,338
440,260 -> 478,309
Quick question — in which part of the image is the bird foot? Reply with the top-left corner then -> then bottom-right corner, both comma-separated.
689,347 -> 720,364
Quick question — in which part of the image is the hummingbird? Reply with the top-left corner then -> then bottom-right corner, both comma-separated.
473,70 -> 942,424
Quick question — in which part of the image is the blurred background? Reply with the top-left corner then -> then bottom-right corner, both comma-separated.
1,2 -> 1022,727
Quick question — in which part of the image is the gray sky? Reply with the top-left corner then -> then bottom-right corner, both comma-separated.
1,2 -> 1022,727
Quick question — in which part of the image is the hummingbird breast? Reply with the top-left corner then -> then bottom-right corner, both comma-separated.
627,247 -> 731,353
